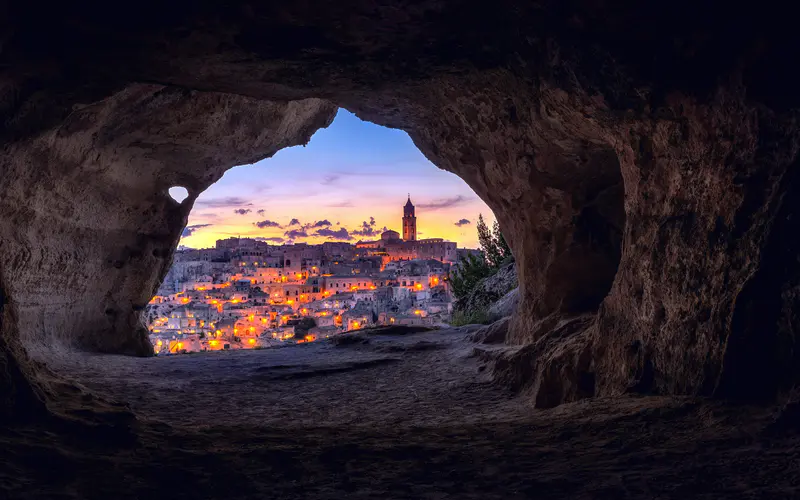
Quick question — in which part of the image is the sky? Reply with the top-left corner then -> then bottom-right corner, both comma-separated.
177,109 -> 495,249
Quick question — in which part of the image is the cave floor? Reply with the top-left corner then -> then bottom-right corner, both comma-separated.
4,328 -> 800,499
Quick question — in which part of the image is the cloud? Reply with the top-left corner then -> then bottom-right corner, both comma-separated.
254,219 -> 282,228
257,209 -> 265,215
454,218 -> 471,227
312,219 -> 332,228
328,201 -> 353,208
288,218 -> 301,226
234,208 -> 252,215
315,227 -> 353,241
322,174 -> 340,185
181,224 -> 212,238
255,237 -> 284,243
417,195 -> 470,211
195,197 -> 253,208
352,220 -> 389,237
284,229 -> 309,239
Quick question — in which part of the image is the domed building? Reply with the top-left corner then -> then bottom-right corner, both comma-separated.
381,229 -> 400,241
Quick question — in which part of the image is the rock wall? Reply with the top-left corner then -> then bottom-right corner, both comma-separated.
456,262 -> 519,319
2,1 -> 800,416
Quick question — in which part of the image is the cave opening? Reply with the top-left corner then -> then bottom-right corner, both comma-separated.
168,186 -> 190,204
45,107 -> 516,429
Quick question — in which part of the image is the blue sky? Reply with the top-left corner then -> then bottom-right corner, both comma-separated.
181,109 -> 494,248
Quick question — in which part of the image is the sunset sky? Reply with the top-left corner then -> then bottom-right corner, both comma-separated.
178,109 -> 495,249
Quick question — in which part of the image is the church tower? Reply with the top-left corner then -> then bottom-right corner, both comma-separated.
402,195 -> 417,241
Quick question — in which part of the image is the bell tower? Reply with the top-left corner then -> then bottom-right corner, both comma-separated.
402,194 -> 417,241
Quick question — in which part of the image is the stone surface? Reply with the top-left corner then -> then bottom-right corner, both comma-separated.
488,288 -> 520,320
457,262 -> 519,317
2,1 -> 800,417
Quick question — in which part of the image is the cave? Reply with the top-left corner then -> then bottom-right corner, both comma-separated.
4,2 -> 800,497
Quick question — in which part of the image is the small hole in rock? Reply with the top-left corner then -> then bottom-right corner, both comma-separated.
168,186 -> 189,204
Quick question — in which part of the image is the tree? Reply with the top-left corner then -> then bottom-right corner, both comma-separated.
477,214 -> 501,267
449,252 -> 493,302
492,220 -> 513,265
477,214 -> 513,268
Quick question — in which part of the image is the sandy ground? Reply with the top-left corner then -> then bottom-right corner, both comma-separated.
3,327 -> 800,499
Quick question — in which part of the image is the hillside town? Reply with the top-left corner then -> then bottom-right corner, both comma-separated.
146,196 -> 481,354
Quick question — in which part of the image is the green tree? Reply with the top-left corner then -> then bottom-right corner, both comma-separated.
477,214 -> 513,268
492,220 -> 513,265
449,252 -> 493,302
477,214 -> 501,267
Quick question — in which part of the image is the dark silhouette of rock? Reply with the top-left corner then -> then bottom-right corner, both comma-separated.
1,1 -> 800,422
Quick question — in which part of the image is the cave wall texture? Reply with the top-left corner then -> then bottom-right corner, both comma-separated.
2,0 -> 800,417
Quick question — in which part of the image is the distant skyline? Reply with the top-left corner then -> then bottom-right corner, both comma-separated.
179,109 -> 495,249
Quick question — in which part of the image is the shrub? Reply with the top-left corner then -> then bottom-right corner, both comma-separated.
449,308 -> 493,327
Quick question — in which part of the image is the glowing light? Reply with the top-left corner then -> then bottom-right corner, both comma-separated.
181,298 -> 190,304
251,279 -> 256,284
234,328 -> 238,334
177,342 -> 183,349
216,330 -> 222,335
352,321 -> 360,328
390,318 -> 395,323
211,299 -> 218,304
261,318 -> 267,323
156,340 -> 163,346
249,315 -> 255,321
287,299 -> 294,304
249,338 -> 256,344
414,310 -> 422,315
249,327 -> 255,333
416,284 -> 423,289
231,299 -> 239,304
197,286 -> 206,291
210,340 -> 218,346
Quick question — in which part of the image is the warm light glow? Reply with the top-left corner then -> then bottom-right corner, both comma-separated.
181,298 -> 190,304
211,300 -> 218,304
352,321 -> 360,328
251,279 -> 256,284
216,330 -> 222,335
156,340 -> 163,346
197,286 -> 206,291
210,340 -> 218,346
249,338 -> 256,344
414,310 -> 422,315
416,284 -> 423,289
287,299 -> 294,304
231,299 -> 239,304
249,314 -> 255,321
249,326 -> 255,333
177,342 -> 183,349
390,318 -> 395,323
234,328 -> 238,333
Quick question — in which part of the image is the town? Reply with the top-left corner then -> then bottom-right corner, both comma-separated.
146,196 -> 480,354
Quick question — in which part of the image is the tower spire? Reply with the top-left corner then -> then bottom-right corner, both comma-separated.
402,194 -> 416,241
